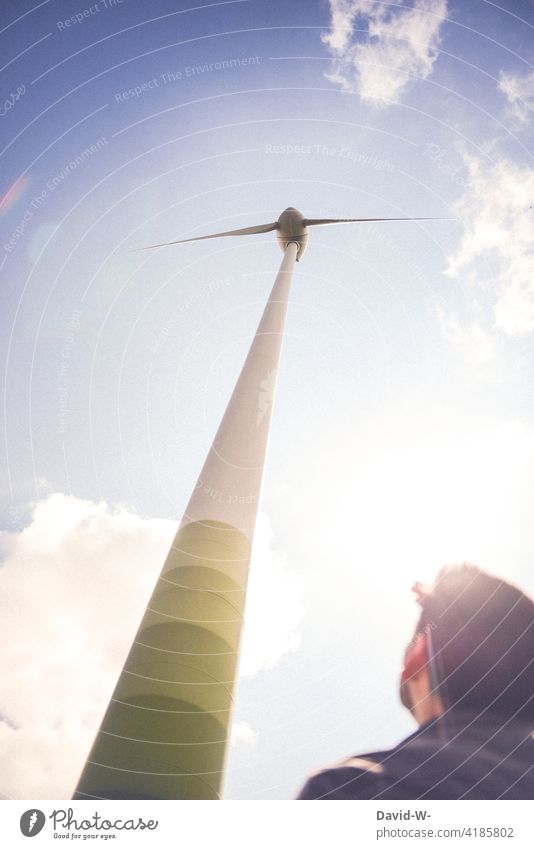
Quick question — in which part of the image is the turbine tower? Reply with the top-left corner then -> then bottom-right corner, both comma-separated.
73,207 -> 448,800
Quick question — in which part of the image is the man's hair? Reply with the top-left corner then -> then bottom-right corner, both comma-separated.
415,564 -> 534,723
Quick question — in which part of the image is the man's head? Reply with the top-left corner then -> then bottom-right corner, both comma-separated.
400,564 -> 534,725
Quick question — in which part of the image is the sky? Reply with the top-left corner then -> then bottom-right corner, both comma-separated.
0,0 -> 533,800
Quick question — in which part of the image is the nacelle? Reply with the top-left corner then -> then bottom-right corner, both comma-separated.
276,206 -> 308,261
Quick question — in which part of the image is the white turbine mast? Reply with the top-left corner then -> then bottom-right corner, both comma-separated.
73,207 -> 450,801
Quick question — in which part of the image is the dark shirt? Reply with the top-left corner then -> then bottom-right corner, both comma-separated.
297,711 -> 534,799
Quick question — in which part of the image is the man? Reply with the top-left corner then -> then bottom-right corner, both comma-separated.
297,564 -> 534,799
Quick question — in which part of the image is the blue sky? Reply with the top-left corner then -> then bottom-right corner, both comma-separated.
1,0 -> 533,800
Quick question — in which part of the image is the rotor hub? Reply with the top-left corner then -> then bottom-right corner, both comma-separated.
276,207 -> 308,261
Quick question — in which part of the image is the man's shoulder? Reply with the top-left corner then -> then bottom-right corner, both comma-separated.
296,723 -> 455,799
296,717 -> 534,800
297,753 -> 390,800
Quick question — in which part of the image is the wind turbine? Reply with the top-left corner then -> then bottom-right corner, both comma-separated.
73,206 -> 449,800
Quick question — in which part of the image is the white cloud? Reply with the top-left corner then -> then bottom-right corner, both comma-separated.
240,512 -> 303,676
498,70 -> 534,126
0,495 -> 173,799
447,154 -> 534,335
280,409 -> 534,602
230,720 -> 257,748
322,0 -> 448,105
0,494 -> 302,798
437,308 -> 497,366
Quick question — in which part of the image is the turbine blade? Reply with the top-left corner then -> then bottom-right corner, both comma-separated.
138,221 -> 278,251
304,217 -> 454,226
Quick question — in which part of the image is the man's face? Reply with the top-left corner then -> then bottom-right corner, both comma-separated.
400,628 -> 445,724
399,631 -> 428,716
